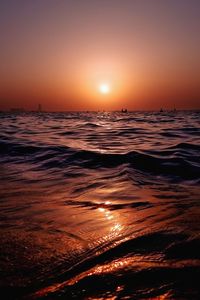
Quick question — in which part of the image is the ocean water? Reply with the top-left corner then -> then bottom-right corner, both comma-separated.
0,111 -> 200,299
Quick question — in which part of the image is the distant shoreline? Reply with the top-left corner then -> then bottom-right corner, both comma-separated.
1,109 -> 200,114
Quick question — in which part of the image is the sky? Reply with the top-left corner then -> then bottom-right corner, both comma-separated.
0,0 -> 200,111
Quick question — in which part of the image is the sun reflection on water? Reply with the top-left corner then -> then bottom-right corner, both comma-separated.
97,202 -> 124,234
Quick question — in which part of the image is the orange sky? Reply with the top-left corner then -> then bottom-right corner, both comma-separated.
0,0 -> 200,111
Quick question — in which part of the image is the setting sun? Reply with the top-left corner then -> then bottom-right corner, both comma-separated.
99,83 -> 110,94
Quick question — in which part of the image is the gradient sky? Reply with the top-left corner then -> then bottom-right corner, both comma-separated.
0,0 -> 200,111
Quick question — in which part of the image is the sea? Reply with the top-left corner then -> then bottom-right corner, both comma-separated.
0,111 -> 200,299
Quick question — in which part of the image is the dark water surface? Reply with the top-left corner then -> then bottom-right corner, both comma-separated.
0,111 -> 200,299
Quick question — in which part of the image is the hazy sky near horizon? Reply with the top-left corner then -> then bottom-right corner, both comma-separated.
0,0 -> 200,110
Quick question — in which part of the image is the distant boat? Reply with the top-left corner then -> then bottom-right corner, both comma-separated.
169,107 -> 177,113
160,108 -> 164,112
121,108 -> 127,113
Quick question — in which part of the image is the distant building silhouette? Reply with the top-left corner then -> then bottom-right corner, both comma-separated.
38,104 -> 42,112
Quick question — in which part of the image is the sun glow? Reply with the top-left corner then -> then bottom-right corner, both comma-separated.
99,83 -> 110,94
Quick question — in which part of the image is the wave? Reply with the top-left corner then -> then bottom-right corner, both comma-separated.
1,139 -> 200,181
0,112 -> 200,300
23,231 -> 199,299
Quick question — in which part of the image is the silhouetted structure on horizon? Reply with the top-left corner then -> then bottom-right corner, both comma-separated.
121,108 -> 127,113
38,104 -> 42,112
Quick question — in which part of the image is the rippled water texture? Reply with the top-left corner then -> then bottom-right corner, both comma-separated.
0,111 -> 200,299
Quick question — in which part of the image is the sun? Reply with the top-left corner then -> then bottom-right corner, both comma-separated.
99,83 -> 110,94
